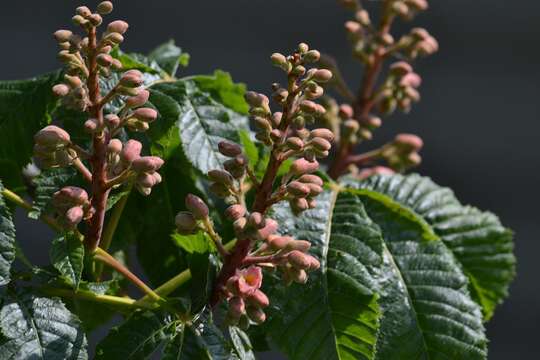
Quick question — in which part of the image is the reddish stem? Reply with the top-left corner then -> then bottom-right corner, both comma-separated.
84,27 -> 110,252
328,9 -> 395,179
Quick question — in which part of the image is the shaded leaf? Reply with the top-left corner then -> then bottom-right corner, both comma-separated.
0,289 -> 88,359
29,167 -> 78,219
148,40 -> 190,77
50,233 -> 85,289
352,174 -> 516,320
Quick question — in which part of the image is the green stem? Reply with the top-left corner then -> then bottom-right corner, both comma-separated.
41,287 -> 154,310
136,240 -> 237,305
1,188 -> 63,232
94,247 -> 163,302
96,186 -> 132,278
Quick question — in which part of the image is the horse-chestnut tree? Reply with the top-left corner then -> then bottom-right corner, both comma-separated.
0,1 -> 515,359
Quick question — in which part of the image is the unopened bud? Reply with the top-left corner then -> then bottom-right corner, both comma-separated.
133,108 -> 158,123
84,118 -> 99,133
390,61 -> 413,76
208,169 -> 234,187
339,104 -> 354,119
267,235 -> 292,250
246,307 -> 266,324
291,268 -> 308,284
233,217 -> 247,233
345,21 -> 362,35
292,65 -> 306,76
344,119 -> 360,134
288,250 -> 311,270
269,129 -> 282,142
355,10 -> 371,26
366,116 -> 382,128
291,198 -> 309,214
303,50 -> 321,63
392,2 -> 409,16
65,206 -> 84,228
97,1 -> 114,15
218,141 -> 242,157
121,139 -> 142,163
256,219 -> 278,241
400,73 -> 422,88
271,112 -> 282,127
72,15 -> 86,26
175,211 -> 198,234
126,89 -> 150,108
132,156 -> 164,172
298,174 -> 323,186
297,42 -> 309,54
247,289 -> 269,308
312,69 -> 333,83
310,128 -> 335,142
54,30 -> 73,43
291,158 -> 319,175
229,297 -> 246,318
286,240 -> 311,252
107,20 -> 129,34
248,212 -> 265,229
306,183 -> 323,196
76,6 -> 92,18
185,194 -> 209,220
270,53 -> 288,70
97,54 -> 113,67
35,126 -> 70,146
52,84 -> 70,97
287,181 -> 310,197
395,134 -> 423,151
88,14 -> 103,26
299,100 -> 318,114
108,139 -> 122,153
111,58 -> 123,70
105,114 -> 120,128
225,205 -> 246,221
286,137 -> 304,151
120,70 -> 144,87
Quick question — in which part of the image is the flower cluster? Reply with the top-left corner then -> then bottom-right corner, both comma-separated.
326,0 -> 438,178
175,44 -> 331,327
33,2 -> 163,240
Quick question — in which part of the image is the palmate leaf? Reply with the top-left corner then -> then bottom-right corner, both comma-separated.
264,191 -> 381,360
0,181 -> 16,286
265,187 -> 488,359
351,174 -> 516,320
0,289 -> 88,360
0,72 -> 61,189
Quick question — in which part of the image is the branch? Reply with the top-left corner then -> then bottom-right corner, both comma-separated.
202,217 -> 229,258
72,158 -> 93,183
41,287 -> 155,310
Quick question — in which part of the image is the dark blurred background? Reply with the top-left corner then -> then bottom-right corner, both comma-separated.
1,1 -> 538,358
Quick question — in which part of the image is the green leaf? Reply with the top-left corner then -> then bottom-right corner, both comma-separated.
0,181 -> 16,286
148,40 -> 190,77
148,79 -> 247,174
29,167 -> 78,219
50,233 -> 85,289
188,253 -> 217,313
350,188 -> 488,359
172,232 -> 213,254
0,289 -> 88,359
264,190 -> 381,360
95,310 -> 172,359
0,72 -> 61,189
229,326 -> 256,360
187,71 -> 249,114
239,129 -> 259,166
352,174 -> 516,320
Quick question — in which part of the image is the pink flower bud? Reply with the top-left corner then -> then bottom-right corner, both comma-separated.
52,84 -> 70,97
246,307 -> 266,324
132,156 -> 164,172
270,53 -> 288,69
175,211 -> 198,234
54,30 -> 73,42
311,137 -> 332,152
133,108 -> 158,123
137,173 -> 159,187
126,89 -> 150,108
291,158 -> 319,176
225,205 -> 246,221
291,269 -> 308,284
400,73 -> 422,88
107,20 -> 129,34
97,1 -> 114,15
271,112 -> 283,127
76,6 -> 92,18
307,255 -> 321,270
299,100 -> 318,114
120,71 -> 144,88
298,174 -> 323,186
248,212 -> 265,229
256,219 -> 278,241
233,217 -> 247,233
306,183 -> 323,196
312,69 -> 333,83
390,61 -> 413,76
228,297 -> 246,318
395,134 -> 424,151
358,166 -> 395,179
218,141 -> 242,157
409,0 -> 429,11
185,194 -> 209,220
303,50 -> 321,63
108,139 -> 122,153
287,181 -> 310,197
97,54 -> 113,67
339,104 -> 354,119
88,14 -> 103,27
345,21 -> 362,34
245,92 -> 269,108
288,250 -> 311,270
121,139 -> 142,163
291,198 -> 309,214
286,240 -> 311,252
367,116 -> 382,128
65,206 -> 84,228
247,289 -> 269,308
84,118 -> 99,133
267,235 -> 292,250
208,169 -> 234,186
35,126 -> 71,146
111,59 -> 123,70
105,114 -> 120,128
